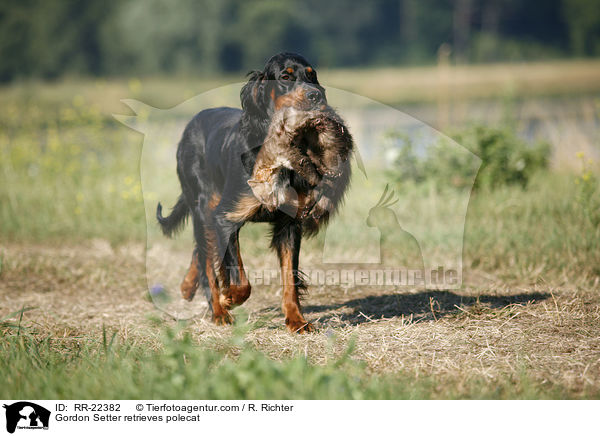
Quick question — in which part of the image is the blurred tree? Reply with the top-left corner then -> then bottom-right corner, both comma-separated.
235,0 -> 310,70
0,0 -> 117,81
453,0 -> 472,63
100,0 -> 226,74
563,0 -> 600,56
0,0 -> 599,81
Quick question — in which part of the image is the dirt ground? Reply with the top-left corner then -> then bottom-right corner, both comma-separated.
1,241 -> 599,396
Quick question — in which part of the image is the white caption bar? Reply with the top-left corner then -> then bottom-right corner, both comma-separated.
0,400 -> 596,435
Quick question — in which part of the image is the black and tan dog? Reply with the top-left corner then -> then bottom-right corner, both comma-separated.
156,52 -> 353,333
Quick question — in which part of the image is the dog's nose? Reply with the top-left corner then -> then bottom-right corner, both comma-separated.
306,89 -> 322,105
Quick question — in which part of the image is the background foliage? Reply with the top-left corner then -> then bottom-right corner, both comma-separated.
390,124 -> 551,190
1,0 -> 600,81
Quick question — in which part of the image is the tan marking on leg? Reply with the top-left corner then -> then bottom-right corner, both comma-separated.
280,246 -> 313,333
228,237 -> 251,306
180,252 -> 199,301
208,258 -> 232,325
205,226 -> 232,325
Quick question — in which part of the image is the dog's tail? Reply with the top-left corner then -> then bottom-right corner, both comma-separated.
156,195 -> 189,238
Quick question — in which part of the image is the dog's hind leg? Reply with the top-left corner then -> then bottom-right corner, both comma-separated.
180,249 -> 200,301
180,201 -> 210,302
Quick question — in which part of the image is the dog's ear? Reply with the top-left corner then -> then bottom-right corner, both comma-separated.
240,70 -> 268,117
240,69 -> 274,142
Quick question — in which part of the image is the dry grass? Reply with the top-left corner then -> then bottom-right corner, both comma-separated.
1,63 -> 599,398
321,59 -> 600,103
2,241 -> 599,397
2,60 -> 600,115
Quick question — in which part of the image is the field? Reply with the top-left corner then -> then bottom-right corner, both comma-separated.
1,61 -> 600,399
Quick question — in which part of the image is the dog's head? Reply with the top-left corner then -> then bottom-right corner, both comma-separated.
240,52 -> 326,127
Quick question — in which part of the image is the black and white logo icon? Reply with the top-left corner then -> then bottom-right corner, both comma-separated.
3,402 -> 50,434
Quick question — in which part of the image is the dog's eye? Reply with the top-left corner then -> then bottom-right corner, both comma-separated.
281,74 -> 294,81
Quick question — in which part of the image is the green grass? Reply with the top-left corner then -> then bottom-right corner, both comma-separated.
0,94 -> 145,243
1,74 -> 599,400
0,85 -> 598,285
463,171 -> 600,286
0,310 -> 577,400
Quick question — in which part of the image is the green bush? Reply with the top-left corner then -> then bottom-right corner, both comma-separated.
390,124 -> 551,191
453,125 -> 550,190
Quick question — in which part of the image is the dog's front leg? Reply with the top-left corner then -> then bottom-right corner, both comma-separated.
272,220 -> 314,333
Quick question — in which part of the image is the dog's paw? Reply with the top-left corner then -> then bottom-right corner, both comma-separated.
286,319 -> 315,334
180,280 -> 198,301
213,311 -> 233,326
